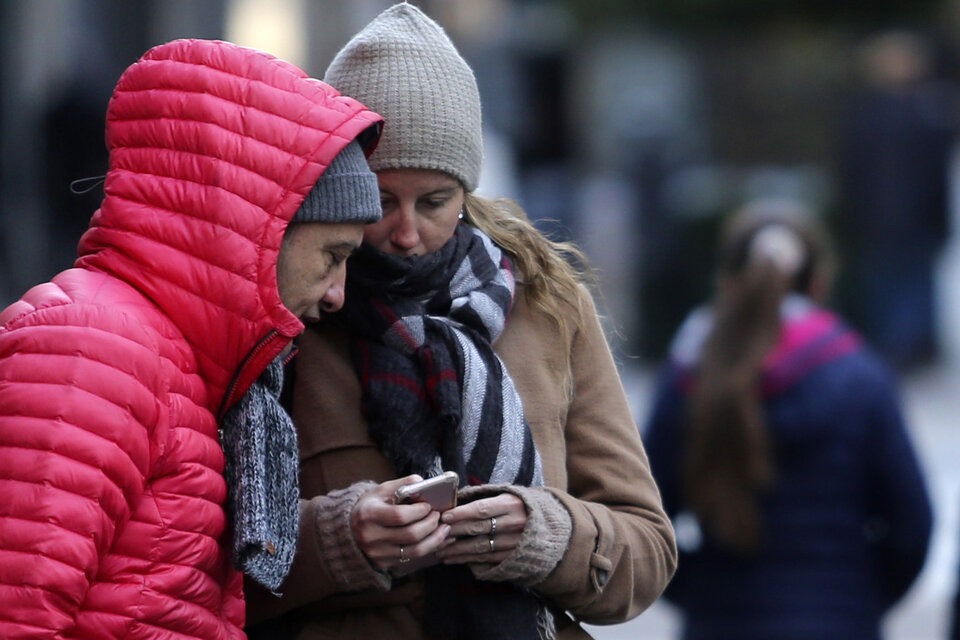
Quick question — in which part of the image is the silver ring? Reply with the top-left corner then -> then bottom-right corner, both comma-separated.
399,546 -> 410,564
488,535 -> 495,552
490,516 -> 497,536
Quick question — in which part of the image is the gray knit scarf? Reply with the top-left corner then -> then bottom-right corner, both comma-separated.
221,355 -> 300,593
335,224 -> 551,640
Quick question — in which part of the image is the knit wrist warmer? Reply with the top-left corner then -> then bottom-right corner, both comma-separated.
311,481 -> 391,592
460,484 -> 572,587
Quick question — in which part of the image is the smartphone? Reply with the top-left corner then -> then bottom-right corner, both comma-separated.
394,470 -> 459,511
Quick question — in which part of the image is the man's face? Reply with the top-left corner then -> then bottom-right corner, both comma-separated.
277,221 -> 365,322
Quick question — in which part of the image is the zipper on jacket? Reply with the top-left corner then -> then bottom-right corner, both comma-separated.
217,329 -> 290,425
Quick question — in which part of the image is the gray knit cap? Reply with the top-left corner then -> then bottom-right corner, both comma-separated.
323,3 -> 483,192
292,140 -> 382,224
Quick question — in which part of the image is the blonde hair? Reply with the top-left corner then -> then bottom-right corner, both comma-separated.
463,193 -> 592,395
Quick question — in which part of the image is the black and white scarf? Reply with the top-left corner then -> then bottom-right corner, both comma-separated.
220,356 -> 300,593
337,223 -> 549,639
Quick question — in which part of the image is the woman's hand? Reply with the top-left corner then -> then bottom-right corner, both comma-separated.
351,475 -> 451,572
437,491 -> 526,566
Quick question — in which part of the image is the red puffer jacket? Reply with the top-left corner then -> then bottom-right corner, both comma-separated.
0,39 -> 381,639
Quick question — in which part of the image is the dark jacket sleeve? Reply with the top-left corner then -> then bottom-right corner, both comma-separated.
640,364 -> 688,518
861,364 -> 934,607
639,364 -> 693,607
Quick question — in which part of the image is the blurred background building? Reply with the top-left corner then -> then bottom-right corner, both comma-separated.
5,0 -> 960,365
2,0 -> 960,637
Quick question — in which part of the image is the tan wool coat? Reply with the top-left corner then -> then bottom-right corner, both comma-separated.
245,284 -> 677,639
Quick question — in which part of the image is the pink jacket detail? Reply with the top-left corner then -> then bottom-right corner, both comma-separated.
0,39 -> 382,639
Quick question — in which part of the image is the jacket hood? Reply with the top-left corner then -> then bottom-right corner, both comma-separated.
74,38 -> 383,412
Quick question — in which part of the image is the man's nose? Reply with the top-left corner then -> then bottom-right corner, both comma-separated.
319,268 -> 347,313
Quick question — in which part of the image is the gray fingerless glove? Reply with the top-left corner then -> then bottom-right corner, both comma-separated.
311,480 -> 392,592
458,484 -> 572,587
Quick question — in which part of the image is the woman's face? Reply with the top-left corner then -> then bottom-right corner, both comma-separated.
364,169 -> 464,256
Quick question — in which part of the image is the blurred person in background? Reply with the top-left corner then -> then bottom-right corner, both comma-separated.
642,199 -> 933,640
244,4 -> 676,640
0,38 -> 383,639
836,29 -> 960,371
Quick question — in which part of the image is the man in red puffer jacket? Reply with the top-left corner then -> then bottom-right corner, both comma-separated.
0,38 -> 383,639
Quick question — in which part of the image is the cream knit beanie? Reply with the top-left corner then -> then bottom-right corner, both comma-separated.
324,3 -> 483,192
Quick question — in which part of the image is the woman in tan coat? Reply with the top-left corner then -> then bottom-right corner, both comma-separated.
245,4 -> 676,639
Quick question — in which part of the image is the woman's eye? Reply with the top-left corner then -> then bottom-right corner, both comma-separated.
421,198 -> 447,210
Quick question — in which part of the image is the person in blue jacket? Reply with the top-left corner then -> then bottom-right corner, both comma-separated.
642,198 -> 933,640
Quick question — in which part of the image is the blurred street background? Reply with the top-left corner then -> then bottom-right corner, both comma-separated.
3,1 -> 960,637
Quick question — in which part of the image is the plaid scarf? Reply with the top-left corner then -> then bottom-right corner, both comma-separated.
336,224 -> 550,639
